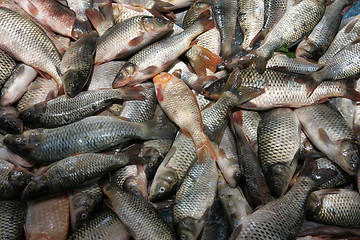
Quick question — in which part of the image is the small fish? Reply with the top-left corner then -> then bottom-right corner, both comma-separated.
306,189 -> 360,227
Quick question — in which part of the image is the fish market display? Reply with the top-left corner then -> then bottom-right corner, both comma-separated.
0,1 -> 360,239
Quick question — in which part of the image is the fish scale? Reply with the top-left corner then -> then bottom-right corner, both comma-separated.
0,199 -> 25,240
0,49 -> 16,89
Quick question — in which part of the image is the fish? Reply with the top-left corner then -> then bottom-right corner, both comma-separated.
0,135 -> 32,168
60,31 -> 98,97
4,113 -> 176,163
69,183 -> 103,231
210,0 -> 238,59
229,159 -> 337,240
294,103 -> 360,175
296,0 -> 351,59
0,106 -> 23,135
24,194 -> 70,240
319,14 -> 360,64
0,64 -> 38,107
95,16 -> 173,64
16,77 -> 59,112
217,171 -> 252,231
230,111 -> 272,208
21,153 -> 138,199
154,72 -> 217,163
112,2 -> 157,23
0,7 -> 62,85
234,0 -> 325,72
0,159 -> 33,199
0,48 -> 16,90
19,87 -> 144,128
262,0 -> 292,34
15,0 -> 89,39
306,189 -> 360,227
257,108 -> 301,198
204,67 -> 360,111
112,13 -> 213,87
173,145 -> 218,240
329,97 -> 356,129
112,165 -> 148,198
68,207 -> 131,240
0,199 -> 26,240
87,61 -> 125,90
103,184 -> 176,240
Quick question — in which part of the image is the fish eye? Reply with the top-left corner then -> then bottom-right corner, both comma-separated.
81,213 -> 87,219
159,187 -> 165,192
148,162 -> 153,167
180,235 -> 187,240
16,137 -> 22,142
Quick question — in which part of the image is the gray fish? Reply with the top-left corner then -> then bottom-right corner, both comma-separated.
0,106 -> 23,134
306,189 -> 360,227
262,0 -> 291,34
0,199 -> 25,240
0,48 -> 16,90
112,165 -> 148,198
87,61 -> 125,90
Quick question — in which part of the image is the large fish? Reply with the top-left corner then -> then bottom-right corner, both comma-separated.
0,7 -> 62,86
294,103 -> 360,175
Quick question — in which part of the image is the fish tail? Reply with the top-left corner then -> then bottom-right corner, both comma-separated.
343,79 -> 360,101
195,137 -> 218,164
254,56 -> 268,74
250,29 -> 267,49
197,11 -> 214,32
296,74 -> 321,98
187,45 -> 222,76
115,86 -> 146,101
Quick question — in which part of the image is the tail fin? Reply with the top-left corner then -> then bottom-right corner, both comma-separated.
342,79 -> 360,101
250,29 -> 267,49
114,86 -> 145,101
187,45 -> 222,76
196,137 -> 218,164
294,74 -> 321,98
196,11 -> 214,32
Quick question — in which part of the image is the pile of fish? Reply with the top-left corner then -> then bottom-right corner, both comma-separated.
1,0 -> 360,239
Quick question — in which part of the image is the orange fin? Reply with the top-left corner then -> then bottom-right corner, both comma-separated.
196,138 -> 218,164
188,45 -> 222,75
25,1 -> 39,16
129,33 -> 145,46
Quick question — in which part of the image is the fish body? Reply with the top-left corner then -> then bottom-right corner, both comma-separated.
262,0 -> 291,33
95,16 -> 173,64
103,185 -> 176,240
112,165 -> 148,198
0,48 -> 16,90
60,31 -> 99,97
87,61 -> 125,90
19,88 -> 144,128
24,195 -> 70,240
0,106 -> 23,134
0,7 -> 62,85
306,189 -> 360,227
294,103 -> 360,175
0,199 -> 25,240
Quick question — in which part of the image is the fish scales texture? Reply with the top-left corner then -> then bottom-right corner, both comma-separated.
103,185 -> 176,240
266,53 -> 322,74
306,189 -> 360,227
262,0 -> 290,32
68,208 -> 130,240
315,157 -> 350,190
0,48 -> 16,89
0,7 -> 62,85
0,199 -> 25,240
88,61 -> 125,90
237,110 -> 261,149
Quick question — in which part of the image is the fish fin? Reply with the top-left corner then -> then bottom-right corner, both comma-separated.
344,18 -> 358,33
196,138 -> 218,164
254,56 -> 268,74
318,128 -> 335,146
86,8 -> 108,35
250,29 -> 267,49
196,11 -> 214,32
191,75 -> 218,93
142,65 -> 158,76
234,52 -> 259,66
343,79 -> 360,101
232,111 -> 243,126
240,100 -> 258,109
72,19 -> 92,39
99,2 -> 114,21
164,11 -> 177,22
24,1 -> 39,16
292,0 -> 305,5
117,86 -> 146,100
295,75 -> 320,98
341,1 -> 356,15
103,198 -> 115,211
188,45 -> 222,76
129,33 -> 145,46
34,165 -> 51,176
229,224 -> 243,240
155,0 -> 174,8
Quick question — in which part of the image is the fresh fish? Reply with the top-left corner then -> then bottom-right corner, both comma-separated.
60,31 -> 98,97
103,184 -> 176,240
0,48 -> 16,90
24,195 -> 70,240
0,106 -> 23,134
95,16 -> 173,64
0,159 -> 33,199
319,14 -> 360,64
217,171 -> 252,231
0,64 -> 38,106
4,114 -> 176,163
296,0 -> 351,59
173,146 -> 218,240
112,14 -> 213,87
306,189 -> 360,227
0,199 -> 25,240
210,0 -> 238,58
257,108 -> 301,197
87,61 -> 125,90
154,72 -> 217,163
204,67 -> 360,111
217,127 -> 241,187
238,0 -> 265,51
235,0 -> 325,72
69,183 -> 103,231
16,77 -> 59,112
0,7 -> 62,85
230,111 -> 272,208
112,165 -> 148,198
294,103 -> 360,175
21,153 -> 136,199
15,0 -> 89,39
149,70 -> 263,202
119,82 -> 157,122
229,159 -> 336,240
298,220 -> 360,238
19,87 -> 144,128
68,207 -> 131,240
266,52 -> 323,74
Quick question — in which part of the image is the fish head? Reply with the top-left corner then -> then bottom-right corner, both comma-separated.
63,70 -> 88,97
192,1 -> 211,12
3,130 -> 43,156
21,176 -> 49,200
142,17 -> 174,33
336,140 -> 360,175
267,163 -> 291,198
70,193 -> 96,230
177,217 -> 203,240
203,76 -> 227,99
295,41 -> 317,59
10,166 -> 34,187
0,113 -> 23,134
149,170 -> 177,202
19,103 -> 46,126
113,63 -> 138,88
